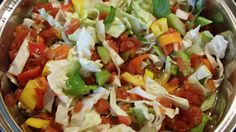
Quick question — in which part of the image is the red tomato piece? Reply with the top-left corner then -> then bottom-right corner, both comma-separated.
120,41 -> 136,52
18,66 -> 42,86
108,40 -> 119,53
104,61 -> 117,73
28,42 -> 46,55
94,99 -> 110,114
74,101 -> 83,112
66,19 -> 80,35
34,3 -> 59,17
190,53 -> 203,69
116,87 -> 128,100
99,12 -> 109,20
35,88 -> 45,110
129,54 -> 150,74
117,116 -> 132,126
163,44 -> 174,56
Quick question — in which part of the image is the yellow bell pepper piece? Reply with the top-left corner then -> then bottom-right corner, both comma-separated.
151,18 -> 168,37
158,32 -> 182,47
121,72 -> 144,86
143,69 -> 154,81
25,118 -> 50,129
42,65 -> 49,76
161,83 -> 178,93
19,80 -> 38,111
72,0 -> 84,16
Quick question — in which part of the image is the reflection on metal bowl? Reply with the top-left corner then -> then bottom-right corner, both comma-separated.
0,0 -> 236,131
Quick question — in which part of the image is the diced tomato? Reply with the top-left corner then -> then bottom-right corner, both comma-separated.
157,98 -> 173,108
94,99 -> 110,114
202,58 -> 217,75
168,77 -> 180,87
107,72 -> 116,84
34,3 -> 59,17
116,87 -> 128,100
108,40 -> 119,53
43,45 -> 70,60
84,75 -> 96,85
9,25 -> 29,61
206,79 -> 216,92
66,19 -> 80,35
18,66 -> 42,86
129,93 -> 142,101
174,82 -> 204,107
163,44 -> 174,56
101,116 -> 118,125
104,61 -> 117,73
120,41 -> 136,52
129,54 -> 150,74
117,116 -> 132,126
190,54 -> 203,69
91,49 -> 101,61
164,106 -> 202,131
4,93 -> 17,107
35,88 -> 45,110
28,41 -> 46,55
74,101 -> 83,112
171,4 -> 179,13
34,77 -> 48,90
40,28 -> 59,46
45,127 -> 58,132
61,3 -> 72,11
121,104 -> 131,112
99,12 -> 109,20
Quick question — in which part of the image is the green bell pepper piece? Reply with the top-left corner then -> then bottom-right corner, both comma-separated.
176,51 -> 193,76
153,45 -> 165,62
191,113 -> 212,132
167,13 -> 186,35
95,70 -> 110,86
97,46 -> 111,64
64,72 -> 97,96
195,16 -> 213,27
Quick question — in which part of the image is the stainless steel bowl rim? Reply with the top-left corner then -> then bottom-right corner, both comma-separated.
0,0 -> 236,132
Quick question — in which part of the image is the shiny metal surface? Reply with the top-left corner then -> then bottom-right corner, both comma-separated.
0,0 -> 236,131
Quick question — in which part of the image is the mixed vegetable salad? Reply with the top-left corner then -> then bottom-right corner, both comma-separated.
4,0 -> 230,131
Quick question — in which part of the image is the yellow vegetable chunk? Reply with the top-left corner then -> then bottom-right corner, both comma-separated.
121,72 -> 144,86
25,118 -> 50,129
143,69 -> 154,81
158,32 -> 182,47
72,0 -> 84,16
19,80 -> 38,111
151,18 -> 168,37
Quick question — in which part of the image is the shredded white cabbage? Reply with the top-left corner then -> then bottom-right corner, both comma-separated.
127,86 -> 156,100
47,60 -> 71,103
206,35 -> 229,59
43,88 -> 55,113
76,27 -> 96,59
79,58 -> 103,72
110,87 -> 128,116
106,17 -> 126,38
145,78 -> 190,109
69,87 -> 107,127
109,124 -> 135,132
8,38 -> 30,76
55,99 -> 72,127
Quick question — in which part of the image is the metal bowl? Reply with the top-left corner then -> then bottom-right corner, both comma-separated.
0,0 -> 236,131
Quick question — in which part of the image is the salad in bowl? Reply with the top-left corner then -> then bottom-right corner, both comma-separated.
4,0 -> 230,131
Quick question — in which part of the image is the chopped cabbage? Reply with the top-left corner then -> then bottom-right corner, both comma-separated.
109,124 -> 135,132
127,86 -> 156,100
55,99 -> 72,127
110,87 -> 128,116
206,35 -> 229,59
47,60 -> 71,103
8,38 -> 30,76
145,78 -> 190,109
106,17 -> 126,38
79,58 -> 103,72
69,87 -> 107,127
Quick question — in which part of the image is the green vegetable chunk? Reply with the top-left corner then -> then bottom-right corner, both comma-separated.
176,51 -> 193,76
95,70 -> 110,86
97,46 -> 111,64
167,13 -> 186,35
191,113 -> 212,132
195,16 -> 213,27
153,45 -> 165,62
152,0 -> 171,18
65,72 -> 97,96
104,7 -> 116,25
132,108 -> 146,124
